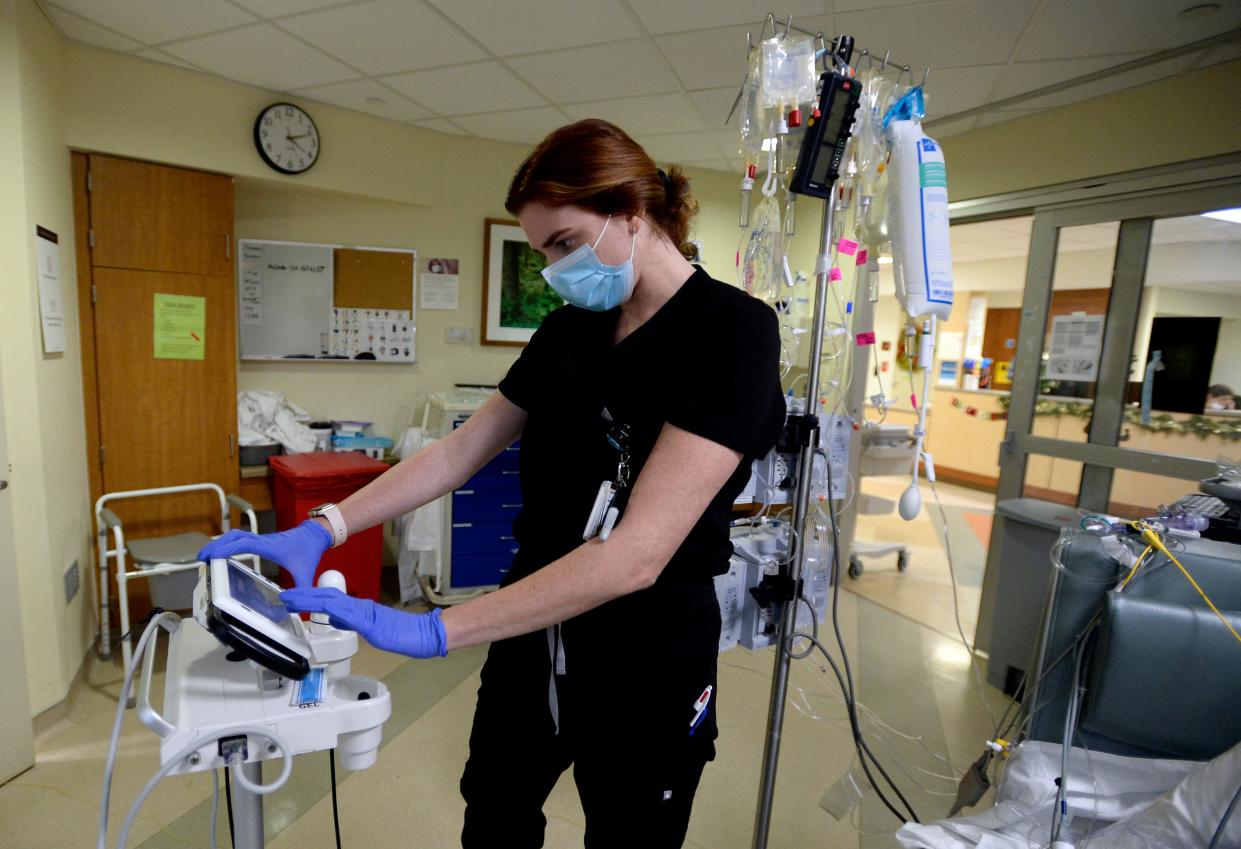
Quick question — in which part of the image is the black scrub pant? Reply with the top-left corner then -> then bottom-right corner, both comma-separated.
460,580 -> 721,849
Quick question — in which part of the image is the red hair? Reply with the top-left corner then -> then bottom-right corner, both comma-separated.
505,119 -> 699,258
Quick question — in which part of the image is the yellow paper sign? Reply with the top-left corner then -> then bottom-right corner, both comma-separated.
995,360 -> 1012,384
154,293 -> 205,360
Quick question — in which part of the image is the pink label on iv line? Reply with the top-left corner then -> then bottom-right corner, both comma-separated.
829,267 -> 843,282
856,249 -> 868,265
910,393 -> 918,409
855,331 -> 876,346
837,238 -> 858,256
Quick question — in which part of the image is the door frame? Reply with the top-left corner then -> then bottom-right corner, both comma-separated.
962,161 -> 1241,654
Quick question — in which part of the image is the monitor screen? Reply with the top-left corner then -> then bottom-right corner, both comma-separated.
810,88 -> 852,185
227,560 -> 293,630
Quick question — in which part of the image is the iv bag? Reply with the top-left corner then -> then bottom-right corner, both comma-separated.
761,35 -> 816,108
742,193 -> 783,305
739,48 -> 766,162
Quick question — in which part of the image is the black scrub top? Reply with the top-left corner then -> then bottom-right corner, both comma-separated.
497,267 -> 785,585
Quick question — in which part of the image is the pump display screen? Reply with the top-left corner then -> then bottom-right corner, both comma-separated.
810,89 -> 853,185
227,560 -> 293,630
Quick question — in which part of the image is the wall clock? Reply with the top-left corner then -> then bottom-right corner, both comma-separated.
254,102 -> 320,174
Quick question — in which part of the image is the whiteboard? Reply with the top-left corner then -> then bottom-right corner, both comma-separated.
238,239 -> 334,360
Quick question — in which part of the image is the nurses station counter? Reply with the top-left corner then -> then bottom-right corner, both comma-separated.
874,388 -> 1239,513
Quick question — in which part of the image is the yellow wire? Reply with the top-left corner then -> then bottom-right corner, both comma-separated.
1136,525 -> 1241,647
1118,546 -> 1151,590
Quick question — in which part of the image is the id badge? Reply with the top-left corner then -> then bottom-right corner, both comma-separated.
582,480 -> 616,541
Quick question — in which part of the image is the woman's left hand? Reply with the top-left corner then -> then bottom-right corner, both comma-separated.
280,587 -> 447,658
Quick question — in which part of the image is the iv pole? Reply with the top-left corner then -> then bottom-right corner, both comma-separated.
750,33 -> 853,849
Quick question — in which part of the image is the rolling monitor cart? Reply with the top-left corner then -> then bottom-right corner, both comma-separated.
424,388 -> 521,596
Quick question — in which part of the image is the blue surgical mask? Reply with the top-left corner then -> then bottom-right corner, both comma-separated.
541,215 -> 636,311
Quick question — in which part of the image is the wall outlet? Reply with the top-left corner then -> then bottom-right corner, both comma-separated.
64,560 -> 80,604
445,327 -> 472,345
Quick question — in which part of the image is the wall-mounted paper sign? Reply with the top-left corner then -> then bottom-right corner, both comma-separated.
420,257 -> 459,310
154,293 -> 206,360
35,226 -> 65,353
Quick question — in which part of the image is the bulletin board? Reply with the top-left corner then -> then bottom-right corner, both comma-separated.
237,239 -> 416,362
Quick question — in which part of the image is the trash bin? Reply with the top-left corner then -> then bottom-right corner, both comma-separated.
269,452 -> 389,601
983,498 -> 1080,694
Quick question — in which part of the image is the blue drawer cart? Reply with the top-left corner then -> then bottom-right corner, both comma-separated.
447,441 -> 521,588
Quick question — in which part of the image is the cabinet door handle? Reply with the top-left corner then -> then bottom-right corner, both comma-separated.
452,522 -> 473,529
502,470 -> 519,476
228,434 -> 235,458
500,535 -> 515,541
501,503 -> 521,509
225,234 -> 231,260
455,489 -> 475,495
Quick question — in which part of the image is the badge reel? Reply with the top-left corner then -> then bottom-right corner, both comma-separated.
583,419 -> 630,542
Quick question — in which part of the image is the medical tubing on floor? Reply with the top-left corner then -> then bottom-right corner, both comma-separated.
98,611 -> 181,849
783,630 -> 910,824
818,450 -> 920,824
1051,634 -> 1090,846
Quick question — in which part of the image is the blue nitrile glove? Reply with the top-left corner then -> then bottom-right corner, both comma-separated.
197,520 -> 332,589
280,587 -> 448,659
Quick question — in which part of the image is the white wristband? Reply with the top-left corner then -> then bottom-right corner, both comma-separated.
317,504 -> 348,548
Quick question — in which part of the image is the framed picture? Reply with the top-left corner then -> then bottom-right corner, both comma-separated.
481,218 -> 559,346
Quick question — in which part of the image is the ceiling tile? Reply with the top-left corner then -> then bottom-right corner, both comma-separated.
451,107 -> 568,144
425,0 -> 640,56
925,114 -> 978,138
656,18 -> 831,92
836,0 -> 1039,70
382,61 -> 545,115
564,92 -> 707,135
509,39 -> 682,103
53,0 -> 256,45
992,54 -> 1144,101
412,117 -> 471,135
712,128 -> 742,160
1002,52 -> 1198,111
46,5 -> 143,50
834,0 -> 947,10
636,131 -> 725,164
690,87 -> 743,129
293,78 -> 433,121
162,23 -> 359,90
232,0 -> 352,17
1192,39 -> 1241,69
628,0 -> 828,36
132,46 -> 203,71
922,64 -> 1004,118
1017,0 -> 1241,61
278,0 -> 487,75
972,108 -> 1042,129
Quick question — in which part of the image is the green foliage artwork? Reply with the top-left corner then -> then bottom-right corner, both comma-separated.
500,240 -> 560,328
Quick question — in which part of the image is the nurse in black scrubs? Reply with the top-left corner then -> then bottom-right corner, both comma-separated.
203,119 -> 785,849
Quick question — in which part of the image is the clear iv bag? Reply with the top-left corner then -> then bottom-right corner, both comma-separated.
761,35 -> 816,108
739,48 -> 766,163
742,193 -> 783,305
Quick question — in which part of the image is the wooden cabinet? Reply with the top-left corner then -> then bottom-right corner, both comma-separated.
74,153 -> 238,613
87,154 -> 234,276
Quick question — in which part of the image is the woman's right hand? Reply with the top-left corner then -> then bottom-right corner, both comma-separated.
197,519 -> 332,588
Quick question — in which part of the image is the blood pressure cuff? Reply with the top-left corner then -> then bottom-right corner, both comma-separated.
1081,590 -> 1241,761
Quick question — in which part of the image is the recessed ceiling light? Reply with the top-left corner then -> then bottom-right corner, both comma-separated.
1202,207 -> 1241,224
366,96 -> 386,106
1179,3 -> 1221,18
